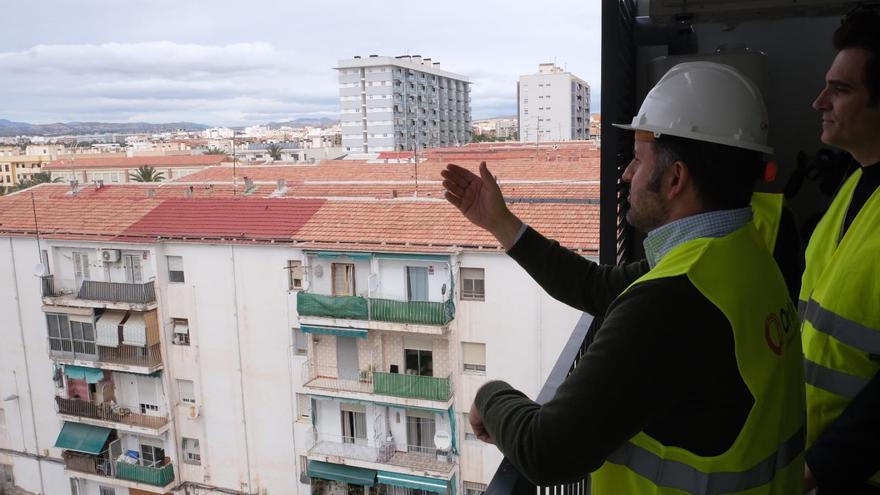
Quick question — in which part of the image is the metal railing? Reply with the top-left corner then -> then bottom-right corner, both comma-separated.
78,280 -> 156,304
373,371 -> 452,401
50,342 -> 162,369
63,450 -> 114,477
63,451 -> 174,487
309,432 -> 395,464
55,396 -> 168,430
301,360 -> 373,394
40,275 -> 57,297
297,291 -> 454,326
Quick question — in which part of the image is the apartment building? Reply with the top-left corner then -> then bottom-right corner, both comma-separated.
518,63 -> 590,143
44,155 -> 229,184
0,152 -> 598,495
336,55 -> 472,153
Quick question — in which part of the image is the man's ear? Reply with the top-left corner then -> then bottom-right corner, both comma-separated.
665,160 -> 690,200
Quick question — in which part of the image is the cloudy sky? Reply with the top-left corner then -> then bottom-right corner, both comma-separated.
0,1 -> 601,126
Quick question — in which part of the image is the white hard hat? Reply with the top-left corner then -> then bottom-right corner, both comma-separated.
613,61 -> 773,154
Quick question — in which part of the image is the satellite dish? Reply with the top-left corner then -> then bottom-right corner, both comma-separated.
33,263 -> 49,277
433,430 -> 451,451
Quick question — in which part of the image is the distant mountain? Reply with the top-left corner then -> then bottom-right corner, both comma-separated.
266,117 -> 338,129
0,120 -> 210,137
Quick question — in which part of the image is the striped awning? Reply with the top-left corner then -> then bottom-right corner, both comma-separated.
300,325 -> 367,339
378,471 -> 449,494
308,460 -> 376,486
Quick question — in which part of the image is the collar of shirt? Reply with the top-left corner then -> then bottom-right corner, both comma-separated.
643,207 -> 753,268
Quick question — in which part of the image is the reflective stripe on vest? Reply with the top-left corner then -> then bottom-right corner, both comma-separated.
605,427 -> 804,495
804,359 -> 868,399
800,298 -> 880,356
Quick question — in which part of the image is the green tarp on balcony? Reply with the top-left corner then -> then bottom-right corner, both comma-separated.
301,325 -> 367,339
308,460 -> 376,486
297,292 -> 369,320
54,421 -> 111,454
373,372 -> 451,401
115,461 -> 174,486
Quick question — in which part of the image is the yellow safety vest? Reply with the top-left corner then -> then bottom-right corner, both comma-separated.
800,168 -> 880,485
751,192 -> 784,253
593,223 -> 805,494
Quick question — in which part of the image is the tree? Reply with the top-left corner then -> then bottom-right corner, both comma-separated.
204,146 -> 226,155
15,172 -> 62,190
266,143 -> 283,161
129,166 -> 165,182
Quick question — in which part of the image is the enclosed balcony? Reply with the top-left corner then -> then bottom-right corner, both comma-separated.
298,292 -> 454,327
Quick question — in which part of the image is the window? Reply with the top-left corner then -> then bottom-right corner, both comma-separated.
140,403 -> 159,414
178,379 -> 195,405
464,481 -> 487,495
406,266 -> 429,301
293,328 -> 308,356
47,313 -> 71,352
460,268 -> 485,301
139,443 -> 165,467
172,318 -> 190,345
98,486 -> 114,495
296,393 -> 311,421
70,321 -> 96,355
0,408 -> 5,431
463,413 -> 477,441
299,455 -> 310,484
182,437 -> 201,465
331,263 -> 355,296
286,260 -> 303,289
167,256 -> 185,283
72,251 -> 90,287
462,342 -> 486,374
404,336 -> 433,376
341,404 -> 367,444
69,479 -> 80,495
406,411 -> 436,449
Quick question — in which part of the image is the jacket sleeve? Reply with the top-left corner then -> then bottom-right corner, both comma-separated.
806,368 -> 880,493
506,226 -> 649,316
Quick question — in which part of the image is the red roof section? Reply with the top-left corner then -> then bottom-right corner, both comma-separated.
45,154 -> 228,170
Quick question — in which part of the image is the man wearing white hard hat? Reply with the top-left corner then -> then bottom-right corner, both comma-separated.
441,61 -> 805,494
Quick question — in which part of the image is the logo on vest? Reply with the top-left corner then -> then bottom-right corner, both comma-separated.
765,303 -> 797,355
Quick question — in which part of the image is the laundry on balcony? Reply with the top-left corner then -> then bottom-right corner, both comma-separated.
63,365 -> 105,384
122,313 -> 146,347
378,471 -> 450,494
96,311 -> 127,347
301,324 -> 368,339
308,460 -> 376,486
54,421 -> 112,455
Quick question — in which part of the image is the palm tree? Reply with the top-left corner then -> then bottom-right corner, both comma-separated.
204,146 -> 226,155
129,166 -> 165,182
266,143 -> 283,161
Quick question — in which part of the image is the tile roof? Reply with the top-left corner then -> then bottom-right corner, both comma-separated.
44,154 -> 228,170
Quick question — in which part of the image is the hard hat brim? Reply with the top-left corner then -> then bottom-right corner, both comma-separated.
611,123 -> 774,155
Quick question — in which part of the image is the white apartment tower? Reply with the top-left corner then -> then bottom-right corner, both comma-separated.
337,55 -> 472,153
518,63 -> 590,143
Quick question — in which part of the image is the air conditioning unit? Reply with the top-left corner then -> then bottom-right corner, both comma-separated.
100,249 -> 121,263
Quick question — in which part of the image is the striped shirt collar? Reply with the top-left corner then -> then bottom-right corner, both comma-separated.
644,207 -> 753,268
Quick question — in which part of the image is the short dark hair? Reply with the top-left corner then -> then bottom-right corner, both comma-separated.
834,9 -> 880,104
651,136 -> 763,211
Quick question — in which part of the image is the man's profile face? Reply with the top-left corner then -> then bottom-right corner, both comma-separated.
623,140 -> 669,233
813,48 -> 880,154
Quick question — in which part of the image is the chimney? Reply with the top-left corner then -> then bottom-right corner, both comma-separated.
244,176 -> 254,192
68,179 -> 79,194
93,179 -> 103,190
184,186 -> 193,198
391,189 -> 398,198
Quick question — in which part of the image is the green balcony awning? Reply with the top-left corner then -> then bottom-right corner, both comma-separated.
54,421 -> 111,454
63,365 -> 105,384
378,471 -> 449,494
301,325 -> 367,339
308,251 -> 372,260
308,460 -> 376,486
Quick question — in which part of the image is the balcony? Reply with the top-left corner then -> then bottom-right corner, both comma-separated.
42,276 -> 157,311
56,396 -> 169,433
297,292 -> 454,331
50,343 -> 163,373
63,451 -> 175,489
303,361 -> 453,403
308,432 -> 454,474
